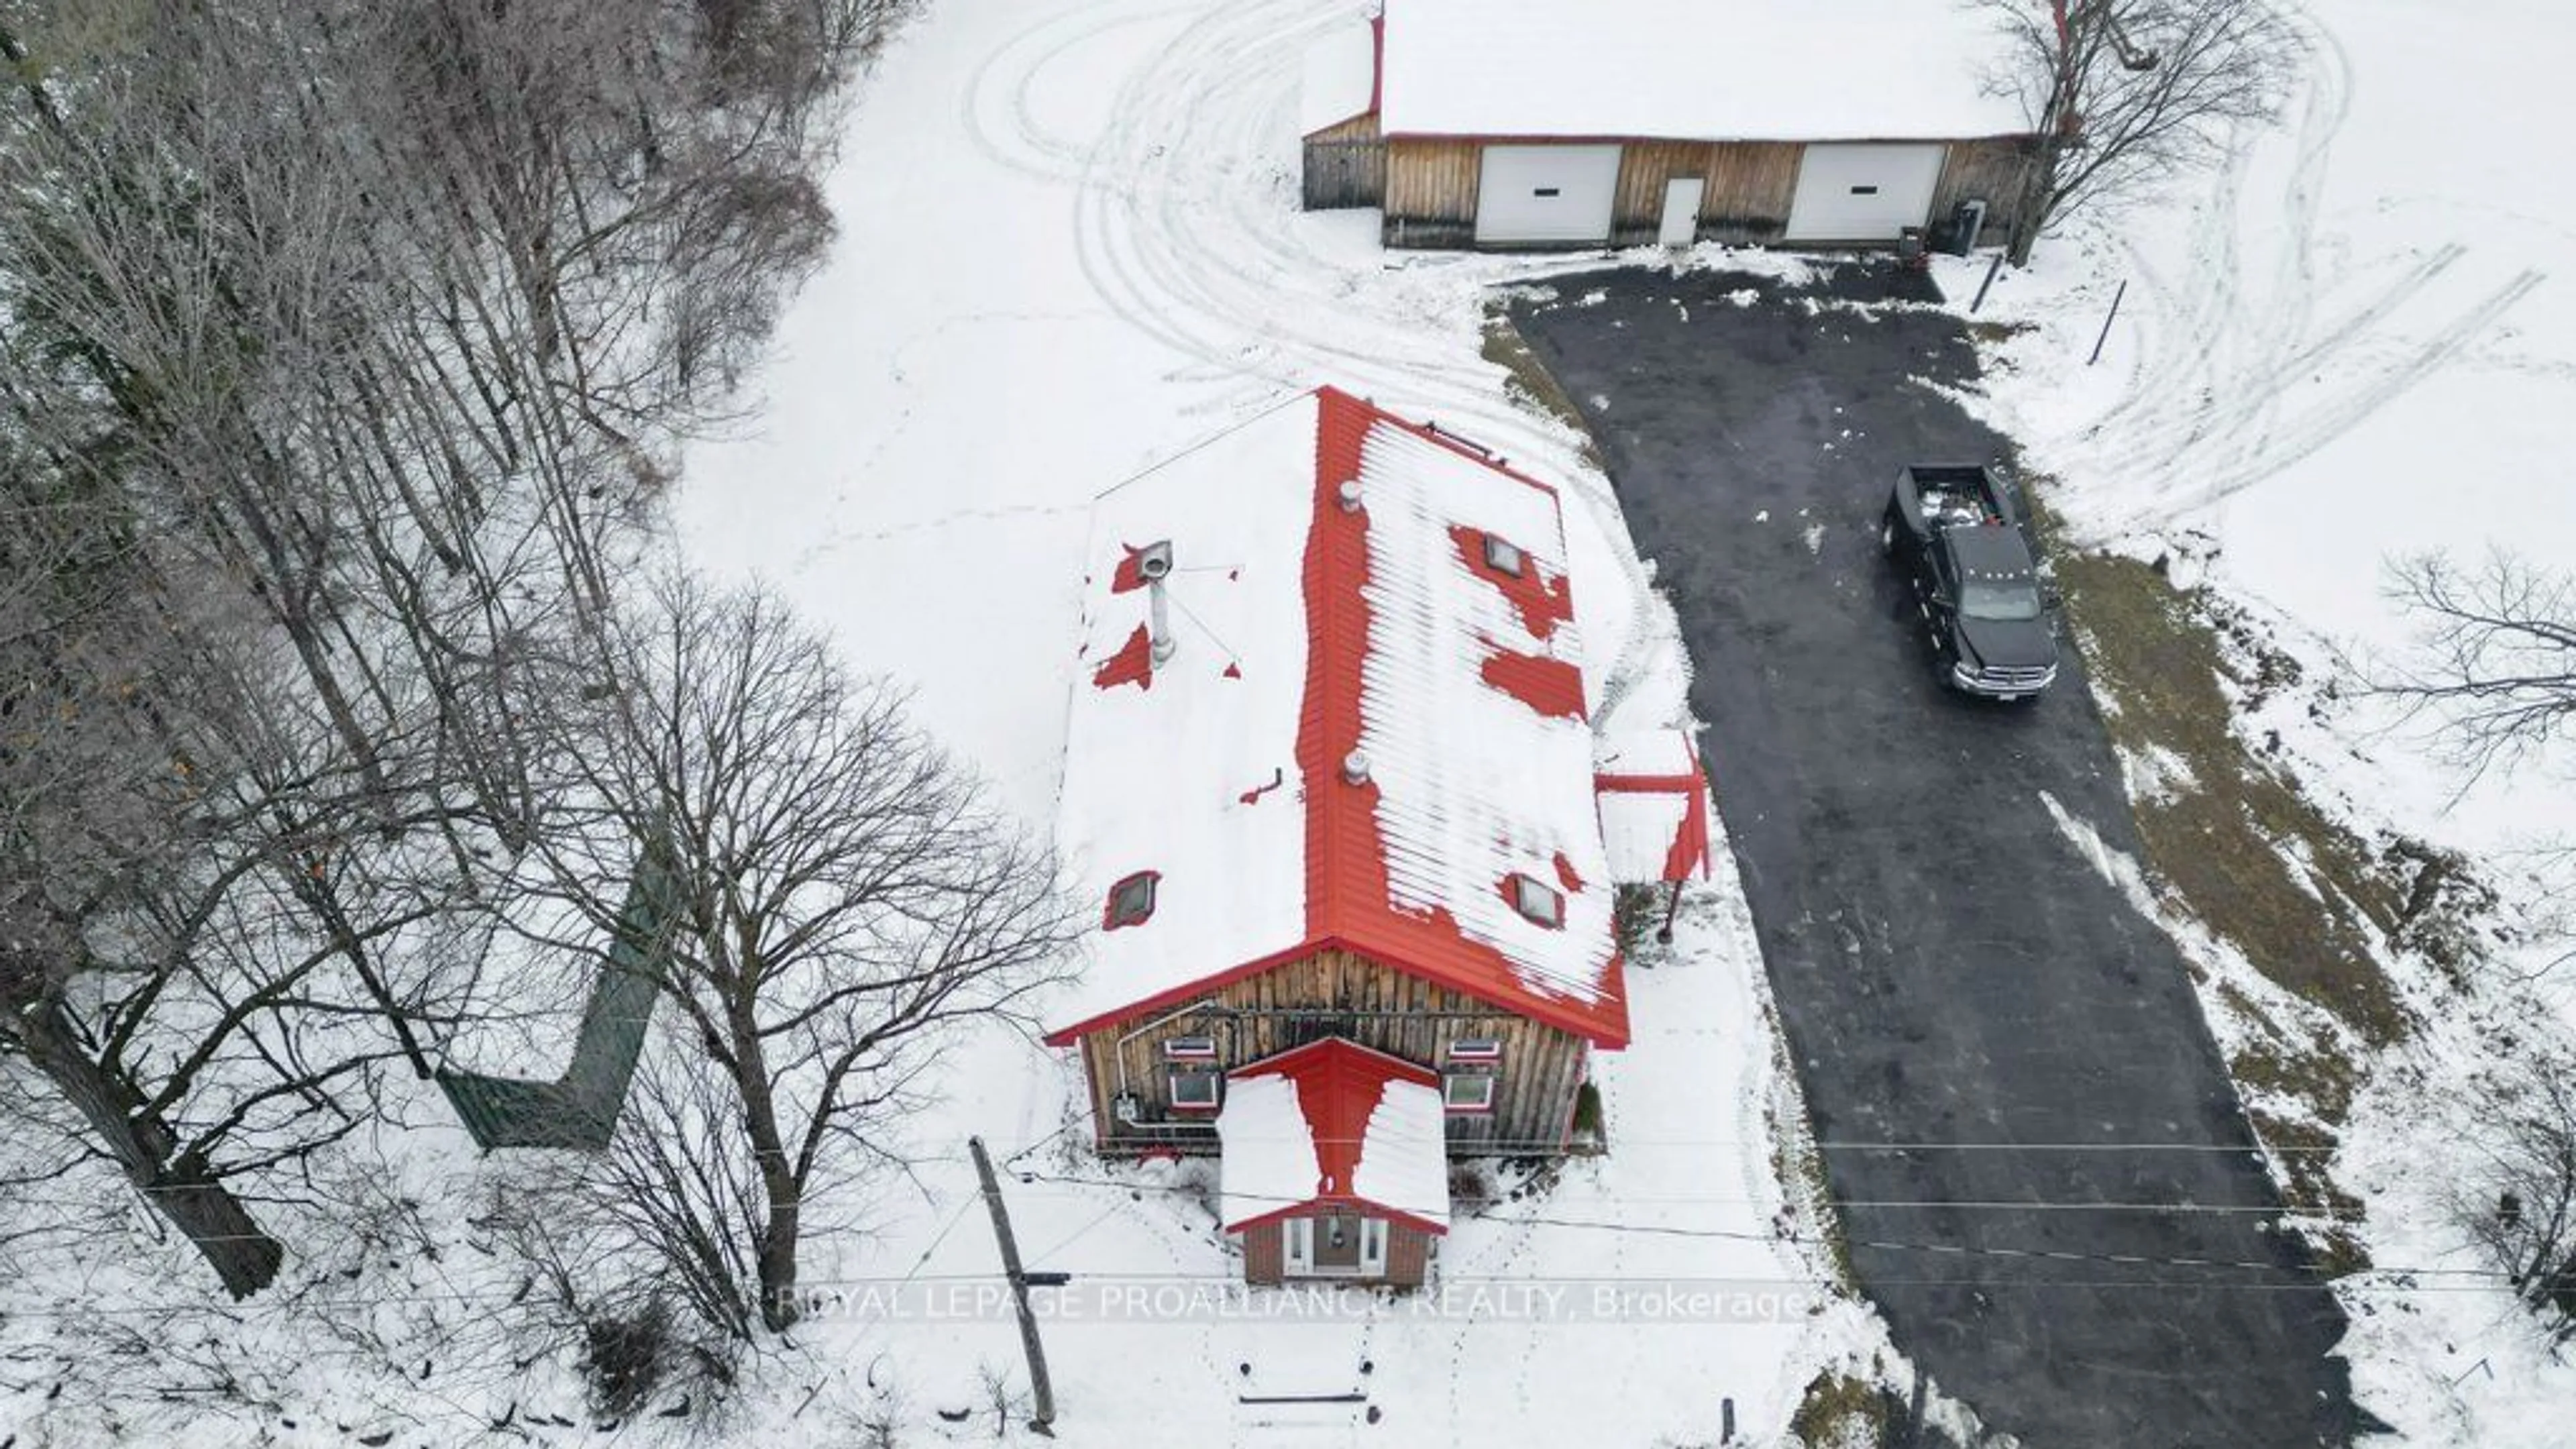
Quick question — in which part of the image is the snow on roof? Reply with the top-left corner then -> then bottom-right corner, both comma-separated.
1343,415 -> 1621,1018
1599,789 -> 1701,884
1216,1073 -> 1324,1230
1046,388 -> 1628,1047
1595,729 -> 1697,780
1596,729 -> 1713,885
1219,1038 -> 1450,1232
1300,17 -> 1379,136
1378,0 -> 2031,142
1049,400 -> 1318,1034
1350,1079 -> 1450,1229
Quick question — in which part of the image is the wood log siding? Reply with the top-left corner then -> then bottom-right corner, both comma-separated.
1077,946 -> 1592,1156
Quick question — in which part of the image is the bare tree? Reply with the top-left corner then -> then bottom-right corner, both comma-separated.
2452,1050 -> 2576,1340
1,0 -> 913,1305
2379,551 -> 2576,784
515,577 -> 1077,1333
1982,0 -> 2304,264
0,529 -> 447,1297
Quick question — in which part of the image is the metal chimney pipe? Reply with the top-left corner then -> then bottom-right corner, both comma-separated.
1138,540 -> 1177,667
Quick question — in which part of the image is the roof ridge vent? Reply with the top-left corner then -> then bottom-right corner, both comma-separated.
1336,478 -> 1364,513
1342,750 -> 1372,786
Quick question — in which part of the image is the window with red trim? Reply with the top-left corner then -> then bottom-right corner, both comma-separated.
1105,871 -> 1159,929
1507,872 -> 1563,928
1481,531 -> 1527,578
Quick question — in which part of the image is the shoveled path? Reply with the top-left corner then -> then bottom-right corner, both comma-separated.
1514,265 -> 2354,1448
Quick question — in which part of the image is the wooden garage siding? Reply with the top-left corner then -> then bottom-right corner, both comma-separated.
1381,138 -> 1481,248
1695,141 -> 1806,245
1303,112 -> 1385,210
1383,137 -> 2037,250
1929,136 -> 2037,248
1076,945 -> 1594,1155
1609,141 -> 1715,246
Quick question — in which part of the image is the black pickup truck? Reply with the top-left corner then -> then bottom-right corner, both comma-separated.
1880,464 -> 2058,700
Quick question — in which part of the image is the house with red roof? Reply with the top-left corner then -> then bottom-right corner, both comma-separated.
1047,386 -> 1708,1287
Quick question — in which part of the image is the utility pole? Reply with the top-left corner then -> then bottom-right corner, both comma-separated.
968,1136 -> 1057,1436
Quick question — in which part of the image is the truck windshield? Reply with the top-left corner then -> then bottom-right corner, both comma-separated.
1961,583 -> 2043,621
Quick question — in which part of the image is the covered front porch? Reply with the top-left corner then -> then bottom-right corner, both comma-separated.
1216,1037 -> 1450,1288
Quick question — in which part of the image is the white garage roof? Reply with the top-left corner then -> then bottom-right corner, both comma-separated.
1379,0 -> 2031,142
1301,19 -> 1378,134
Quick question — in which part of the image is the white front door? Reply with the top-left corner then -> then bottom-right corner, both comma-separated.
1784,144 -> 1949,242
1474,145 -> 1622,246
1285,1215 -> 1389,1277
1658,178 -> 1705,248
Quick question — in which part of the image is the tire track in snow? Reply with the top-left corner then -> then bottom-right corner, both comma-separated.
2067,5 -> 2544,545
967,0 -> 1662,687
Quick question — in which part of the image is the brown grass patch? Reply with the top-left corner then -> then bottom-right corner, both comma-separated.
2049,549 -> 2409,1045
1481,308 -> 1602,468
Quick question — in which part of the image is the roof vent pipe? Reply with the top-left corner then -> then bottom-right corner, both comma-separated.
1138,540 -> 1176,667
1336,479 -> 1363,513
1341,750 -> 1371,786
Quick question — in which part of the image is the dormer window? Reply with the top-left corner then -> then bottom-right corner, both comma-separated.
1105,871 -> 1159,929
1481,532 -> 1527,578
1507,872 -> 1563,928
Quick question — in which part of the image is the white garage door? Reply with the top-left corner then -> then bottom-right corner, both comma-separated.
1785,144 -> 1949,243
1475,145 -> 1622,246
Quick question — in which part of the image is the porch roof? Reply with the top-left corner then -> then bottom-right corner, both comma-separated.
1216,1037 -> 1450,1235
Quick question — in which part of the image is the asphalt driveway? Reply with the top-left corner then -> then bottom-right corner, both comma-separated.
1513,266 -> 2355,1448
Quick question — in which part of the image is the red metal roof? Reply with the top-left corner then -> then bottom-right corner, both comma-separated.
1595,730 -> 1713,883
1297,388 -> 1628,1045
1221,1037 -> 1448,1235
1046,388 -> 1629,1049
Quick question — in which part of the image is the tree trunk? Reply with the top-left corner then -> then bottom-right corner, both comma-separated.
13,997 -> 285,1298
146,1155 -> 289,1300
757,1193 -> 802,1332
2008,134 -> 2061,266
726,1004 -> 805,1331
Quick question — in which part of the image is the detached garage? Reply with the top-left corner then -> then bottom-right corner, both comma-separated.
1300,0 -> 2041,252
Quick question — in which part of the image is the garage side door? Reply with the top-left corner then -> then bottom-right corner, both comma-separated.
1475,145 -> 1622,246
1784,144 -> 1948,243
